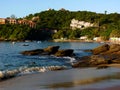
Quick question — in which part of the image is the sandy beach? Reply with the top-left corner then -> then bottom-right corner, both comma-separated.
0,66 -> 120,90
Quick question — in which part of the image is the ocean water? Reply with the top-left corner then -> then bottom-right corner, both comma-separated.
0,41 -> 102,79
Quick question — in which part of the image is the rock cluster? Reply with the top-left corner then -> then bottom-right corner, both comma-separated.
72,44 -> 120,68
21,44 -> 120,68
21,46 -> 74,57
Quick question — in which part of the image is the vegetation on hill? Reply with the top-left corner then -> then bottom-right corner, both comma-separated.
0,24 -> 51,41
0,9 -> 120,41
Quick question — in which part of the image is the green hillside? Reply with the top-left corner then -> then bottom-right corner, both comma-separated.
0,9 -> 120,41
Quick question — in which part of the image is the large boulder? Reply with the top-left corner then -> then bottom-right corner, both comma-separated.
92,44 -> 110,55
72,56 -> 91,68
72,44 -> 120,68
55,49 -> 74,57
43,46 -> 59,54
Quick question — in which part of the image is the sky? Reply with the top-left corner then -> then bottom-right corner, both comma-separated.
0,0 -> 120,18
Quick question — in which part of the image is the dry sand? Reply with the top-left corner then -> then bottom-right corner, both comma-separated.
0,67 -> 120,90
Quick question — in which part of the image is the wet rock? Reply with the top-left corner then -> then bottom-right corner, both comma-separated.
92,44 -> 110,55
101,44 -> 120,55
55,49 -> 74,57
21,49 -> 44,55
89,55 -> 108,65
21,46 -> 74,57
112,59 -> 120,63
109,44 -> 120,52
43,46 -> 60,54
72,44 -> 120,68
72,56 -> 91,68
21,46 -> 60,56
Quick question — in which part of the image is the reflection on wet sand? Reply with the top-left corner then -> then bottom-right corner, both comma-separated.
44,72 -> 120,89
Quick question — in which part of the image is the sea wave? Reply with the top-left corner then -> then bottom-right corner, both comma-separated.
0,65 -> 67,80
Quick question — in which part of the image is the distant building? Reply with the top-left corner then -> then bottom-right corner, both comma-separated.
28,20 -> 36,28
0,18 -> 36,28
0,18 -> 6,24
80,36 -> 88,40
93,37 -> 102,42
70,19 -> 95,30
109,37 -> 120,44
7,18 -> 18,24
32,16 -> 39,22
18,19 -> 36,28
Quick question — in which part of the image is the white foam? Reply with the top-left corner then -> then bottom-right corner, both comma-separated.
0,66 -> 67,80
63,57 -> 77,63
0,71 -> 4,79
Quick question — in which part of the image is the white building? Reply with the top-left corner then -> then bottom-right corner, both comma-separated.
109,37 -> 120,44
70,19 -> 95,30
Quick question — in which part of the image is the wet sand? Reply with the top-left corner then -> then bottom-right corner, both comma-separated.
0,67 -> 120,90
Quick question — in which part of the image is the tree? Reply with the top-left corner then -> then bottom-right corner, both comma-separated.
10,14 -> 16,19
110,29 -> 120,37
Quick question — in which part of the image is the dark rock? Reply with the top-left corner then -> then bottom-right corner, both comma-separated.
72,44 -> 120,68
55,49 -> 74,57
72,56 -> 91,68
43,46 -> 60,54
72,55 -> 110,68
92,44 -> 110,55
101,44 -> 120,54
21,49 -> 43,55
112,59 -> 120,63
89,55 -> 108,65
21,46 -> 60,56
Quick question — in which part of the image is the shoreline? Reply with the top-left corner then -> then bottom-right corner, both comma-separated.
0,39 -> 117,45
0,41 -> 120,90
51,39 -> 113,44
0,66 -> 120,90
52,39 -> 120,45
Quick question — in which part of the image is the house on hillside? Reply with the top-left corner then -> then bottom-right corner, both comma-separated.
109,37 -> 120,44
0,18 -> 6,24
7,18 -> 18,24
18,19 -> 36,28
0,17 -> 36,28
80,36 -> 88,40
93,37 -> 102,42
70,19 -> 95,30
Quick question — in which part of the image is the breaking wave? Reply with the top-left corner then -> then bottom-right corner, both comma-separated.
0,65 -> 67,80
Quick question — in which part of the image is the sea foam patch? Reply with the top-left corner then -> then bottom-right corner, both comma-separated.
0,65 -> 67,80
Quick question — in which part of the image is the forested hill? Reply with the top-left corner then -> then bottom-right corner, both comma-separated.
0,9 -> 120,41
25,9 -> 120,30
